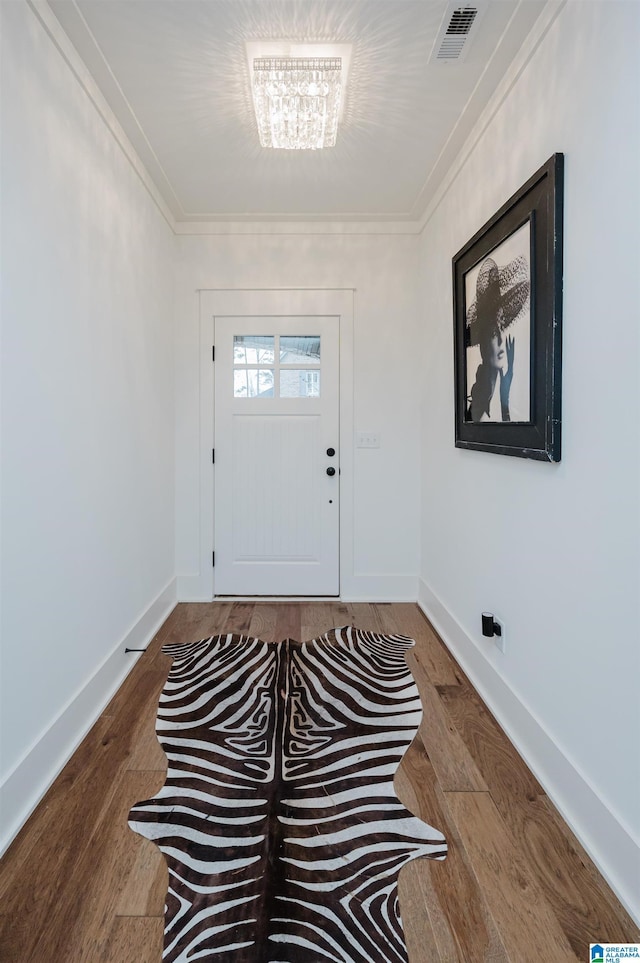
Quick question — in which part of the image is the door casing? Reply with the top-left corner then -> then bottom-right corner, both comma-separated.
199,288 -> 354,600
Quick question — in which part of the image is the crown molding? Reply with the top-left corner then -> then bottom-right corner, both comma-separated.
27,2 -> 421,238
31,0 -> 177,230
33,0 -> 565,238
34,1 -> 423,234
174,220 -> 421,236
416,0 -> 567,235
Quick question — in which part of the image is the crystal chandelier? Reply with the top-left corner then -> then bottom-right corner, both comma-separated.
252,57 -> 343,150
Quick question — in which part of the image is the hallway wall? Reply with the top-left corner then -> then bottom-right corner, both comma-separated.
0,2 -> 176,849
1,0 -> 637,922
174,230 -> 422,601
418,0 -> 640,917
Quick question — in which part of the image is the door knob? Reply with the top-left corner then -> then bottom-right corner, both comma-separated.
326,447 -> 336,457
326,467 -> 336,476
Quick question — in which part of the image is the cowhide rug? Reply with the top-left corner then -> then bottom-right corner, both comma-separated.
129,627 -> 447,962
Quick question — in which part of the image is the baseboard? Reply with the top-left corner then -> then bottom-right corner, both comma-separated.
177,573 -> 419,603
340,574 -> 419,602
417,578 -> 640,925
177,573 -> 212,601
0,578 -> 177,856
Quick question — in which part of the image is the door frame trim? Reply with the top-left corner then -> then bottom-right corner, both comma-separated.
198,288 -> 354,600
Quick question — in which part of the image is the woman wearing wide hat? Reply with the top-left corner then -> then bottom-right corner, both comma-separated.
465,254 -> 530,422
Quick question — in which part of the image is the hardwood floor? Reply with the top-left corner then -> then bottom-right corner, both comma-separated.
0,602 -> 637,961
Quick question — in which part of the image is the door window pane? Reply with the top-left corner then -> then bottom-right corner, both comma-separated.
280,336 -> 320,364
234,336 -> 275,364
280,369 -> 321,398
234,368 -> 275,398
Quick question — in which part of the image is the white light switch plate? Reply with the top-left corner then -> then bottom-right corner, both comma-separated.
356,431 -> 380,448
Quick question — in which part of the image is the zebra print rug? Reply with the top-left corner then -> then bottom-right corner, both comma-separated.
129,627 -> 447,962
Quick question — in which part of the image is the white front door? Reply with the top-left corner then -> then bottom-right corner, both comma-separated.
214,315 -> 340,596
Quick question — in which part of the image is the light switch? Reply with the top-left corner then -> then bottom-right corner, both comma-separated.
356,431 -> 380,448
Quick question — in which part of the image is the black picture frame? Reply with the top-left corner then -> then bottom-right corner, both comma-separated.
453,153 -> 563,461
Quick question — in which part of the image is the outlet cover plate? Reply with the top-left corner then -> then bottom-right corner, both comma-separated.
494,619 -> 505,653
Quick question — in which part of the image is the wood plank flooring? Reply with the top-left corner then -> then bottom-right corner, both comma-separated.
0,602 -> 637,962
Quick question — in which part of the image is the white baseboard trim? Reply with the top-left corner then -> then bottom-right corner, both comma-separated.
176,573 -> 419,603
177,573 -> 212,601
0,578 -> 177,856
340,574 -> 419,602
417,578 -> 640,926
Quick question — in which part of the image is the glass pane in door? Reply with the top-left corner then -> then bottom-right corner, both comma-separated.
233,336 -> 275,364
280,336 -> 320,364
233,368 -> 275,398
280,369 -> 321,398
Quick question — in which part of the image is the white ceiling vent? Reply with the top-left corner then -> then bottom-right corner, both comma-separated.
429,3 -> 487,64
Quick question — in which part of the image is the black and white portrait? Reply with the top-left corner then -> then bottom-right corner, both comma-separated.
464,223 -> 531,423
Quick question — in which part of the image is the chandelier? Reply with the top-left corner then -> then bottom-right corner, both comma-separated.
251,56 -> 344,150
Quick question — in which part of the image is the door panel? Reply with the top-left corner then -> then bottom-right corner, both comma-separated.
232,415 -> 320,561
215,316 -> 339,596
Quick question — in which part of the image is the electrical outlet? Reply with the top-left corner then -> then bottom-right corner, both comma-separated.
494,619 -> 505,653
356,431 -> 380,448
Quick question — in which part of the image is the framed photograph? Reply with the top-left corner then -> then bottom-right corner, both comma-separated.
453,153 -> 564,461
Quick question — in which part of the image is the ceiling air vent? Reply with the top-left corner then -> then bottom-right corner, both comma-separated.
429,2 -> 487,63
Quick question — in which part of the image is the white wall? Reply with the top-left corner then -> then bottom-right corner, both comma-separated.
174,230 -> 421,600
2,0 -> 637,921
0,2 -> 176,848
418,0 -> 640,917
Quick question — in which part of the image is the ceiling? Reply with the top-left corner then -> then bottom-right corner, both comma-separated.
47,0 -> 548,223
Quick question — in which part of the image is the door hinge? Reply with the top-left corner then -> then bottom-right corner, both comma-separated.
212,346 -> 215,362
212,448 -> 215,464
212,551 -> 215,567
